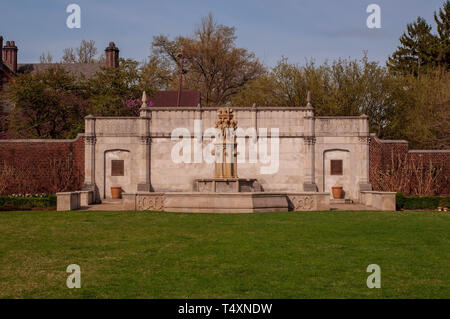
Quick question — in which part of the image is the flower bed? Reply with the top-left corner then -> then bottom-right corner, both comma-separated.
396,193 -> 450,210
0,194 -> 57,211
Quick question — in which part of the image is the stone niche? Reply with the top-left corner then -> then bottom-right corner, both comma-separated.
104,150 -> 131,198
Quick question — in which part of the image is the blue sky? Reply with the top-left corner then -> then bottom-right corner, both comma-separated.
0,0 -> 445,66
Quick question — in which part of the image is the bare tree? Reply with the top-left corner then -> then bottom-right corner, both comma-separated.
61,47 -> 76,64
39,51 -> 53,63
373,150 -> 447,195
0,162 -> 15,194
151,13 -> 265,106
96,52 -> 106,64
411,157 -> 446,195
47,155 -> 80,193
373,152 -> 412,194
76,40 -> 98,63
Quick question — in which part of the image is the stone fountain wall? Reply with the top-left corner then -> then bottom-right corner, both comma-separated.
83,106 -> 371,202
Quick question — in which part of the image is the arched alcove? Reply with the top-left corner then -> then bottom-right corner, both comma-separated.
323,149 -> 353,199
103,149 -> 131,199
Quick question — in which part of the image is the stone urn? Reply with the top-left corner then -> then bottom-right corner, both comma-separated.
331,185 -> 343,199
111,186 -> 122,199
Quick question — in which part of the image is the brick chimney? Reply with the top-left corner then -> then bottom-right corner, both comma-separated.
3,40 -> 18,73
0,36 -> 3,89
105,42 -> 119,68
0,36 -> 3,66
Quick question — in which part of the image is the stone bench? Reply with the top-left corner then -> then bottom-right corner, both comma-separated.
56,190 -> 94,211
360,191 -> 396,211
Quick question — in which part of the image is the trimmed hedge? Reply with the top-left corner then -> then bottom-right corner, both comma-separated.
0,195 -> 57,211
396,193 -> 450,210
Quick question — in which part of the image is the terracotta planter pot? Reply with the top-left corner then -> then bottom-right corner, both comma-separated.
332,186 -> 343,199
111,187 -> 122,199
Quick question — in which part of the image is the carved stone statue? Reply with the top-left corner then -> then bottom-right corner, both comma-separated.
194,107 -> 261,193
214,108 -> 238,178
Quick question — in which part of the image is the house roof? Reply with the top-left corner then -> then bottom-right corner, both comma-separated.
17,63 -> 104,79
151,90 -> 201,107
0,62 -> 15,79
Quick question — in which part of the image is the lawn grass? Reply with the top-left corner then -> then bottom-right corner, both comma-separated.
0,210 -> 449,298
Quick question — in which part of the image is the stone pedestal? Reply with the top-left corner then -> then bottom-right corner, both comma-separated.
195,178 -> 262,193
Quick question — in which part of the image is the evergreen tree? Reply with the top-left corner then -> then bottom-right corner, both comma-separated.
388,17 -> 437,75
434,0 -> 450,69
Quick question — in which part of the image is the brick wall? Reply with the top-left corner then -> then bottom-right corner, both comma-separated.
1,132 -> 447,196
0,135 -> 84,195
370,134 -> 449,195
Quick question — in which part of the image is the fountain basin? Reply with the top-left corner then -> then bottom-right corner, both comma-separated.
195,178 -> 262,193
164,192 -> 289,213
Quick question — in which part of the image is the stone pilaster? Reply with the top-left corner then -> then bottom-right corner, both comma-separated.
252,103 -> 257,139
82,116 -> 97,200
137,91 -> 152,192
303,94 -> 318,192
137,116 -> 152,192
83,116 -> 96,187
303,135 -> 318,192
358,136 -> 372,191
358,115 -> 372,192
303,114 -> 318,192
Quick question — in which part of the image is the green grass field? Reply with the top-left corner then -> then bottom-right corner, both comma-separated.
0,210 -> 449,298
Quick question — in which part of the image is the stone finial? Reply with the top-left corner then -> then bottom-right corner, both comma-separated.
139,91 -> 152,118
141,91 -> 147,108
306,90 -> 312,107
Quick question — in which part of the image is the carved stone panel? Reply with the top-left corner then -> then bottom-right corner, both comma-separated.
136,194 -> 165,211
289,195 -> 315,211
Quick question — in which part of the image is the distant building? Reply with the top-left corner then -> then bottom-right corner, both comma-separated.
0,38 -> 120,134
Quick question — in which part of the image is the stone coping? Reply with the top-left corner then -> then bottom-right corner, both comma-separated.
162,192 -> 289,197
360,191 -> 396,194
316,116 -> 367,119
195,178 -> 258,182
126,191 -> 331,196
370,134 -> 408,144
408,150 -> 450,153
85,107 -> 314,117
124,192 -> 165,195
286,192 -> 330,195
56,189 -> 91,195
370,133 -> 449,152
0,133 -> 84,143
91,132 -> 367,139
